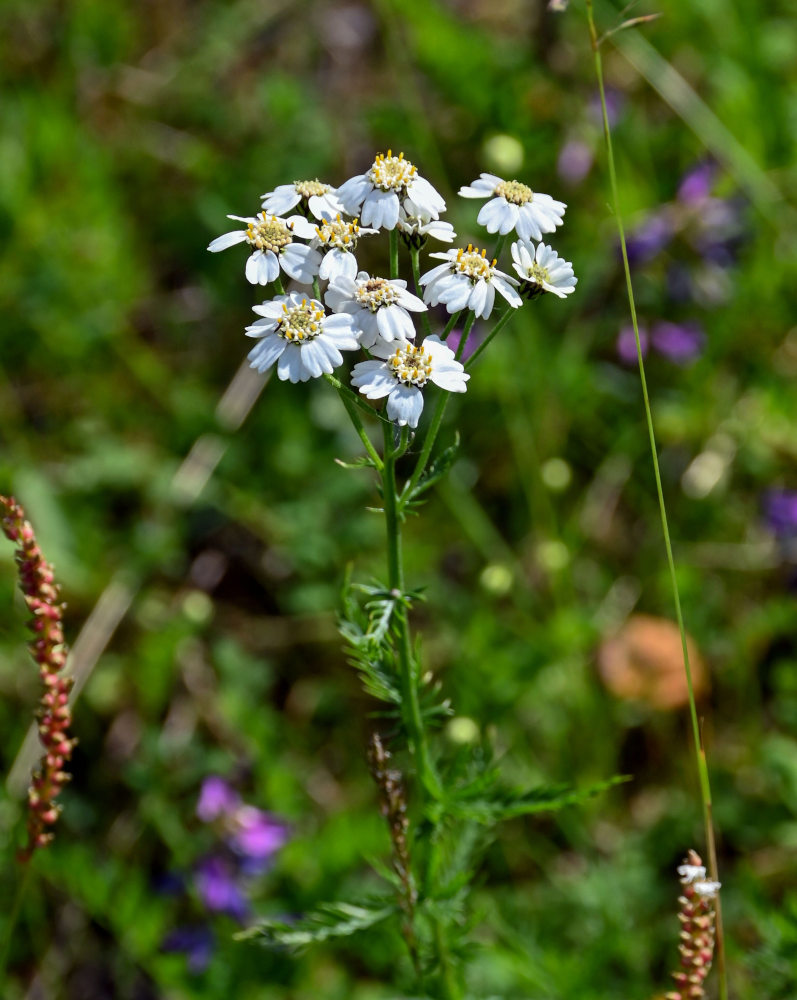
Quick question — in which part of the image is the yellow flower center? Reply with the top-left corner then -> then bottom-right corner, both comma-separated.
494,179 -> 534,205
369,150 -> 417,192
246,213 -> 293,252
277,299 -> 324,342
315,215 -> 361,251
355,277 -> 401,312
294,179 -> 330,199
389,343 -> 432,387
524,262 -> 549,286
453,245 -> 497,282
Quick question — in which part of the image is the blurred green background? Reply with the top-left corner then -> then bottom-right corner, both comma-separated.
2,0 -> 797,996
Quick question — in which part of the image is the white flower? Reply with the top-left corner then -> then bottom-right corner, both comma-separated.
325,271 -> 426,348
337,150 -> 446,230
260,179 -> 344,221
459,172 -> 566,241
420,244 -> 522,319
311,215 -> 378,283
351,336 -> 469,428
511,240 -> 577,298
677,864 -> 707,885
692,880 -> 721,899
245,292 -> 359,383
208,212 -> 322,286
397,207 -> 456,247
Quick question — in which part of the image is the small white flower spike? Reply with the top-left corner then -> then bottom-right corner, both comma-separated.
351,336 -> 469,428
677,863 -> 707,884
420,244 -> 521,319
245,292 -> 358,383
692,880 -> 722,899
337,150 -> 446,231
261,180 -> 344,221
511,240 -> 577,298
311,215 -> 379,283
208,212 -> 322,286
325,271 -> 426,349
460,172 -> 566,241
397,207 -> 456,247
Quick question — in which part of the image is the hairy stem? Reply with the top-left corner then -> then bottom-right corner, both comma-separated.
585,4 -> 726,997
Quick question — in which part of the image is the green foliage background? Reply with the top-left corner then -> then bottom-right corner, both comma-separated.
1,0 -> 797,996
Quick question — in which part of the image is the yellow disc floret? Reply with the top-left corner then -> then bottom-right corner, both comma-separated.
453,245 -> 497,282
389,342 -> 433,387
293,179 -> 331,199
315,215 -> 361,251
277,298 -> 324,342
523,261 -> 549,287
368,150 -> 418,192
246,212 -> 294,252
355,277 -> 401,312
494,179 -> 534,205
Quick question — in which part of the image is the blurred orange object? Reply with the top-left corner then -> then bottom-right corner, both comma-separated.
598,614 -> 707,709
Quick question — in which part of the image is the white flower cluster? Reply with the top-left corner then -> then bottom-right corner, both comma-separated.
207,153 -> 576,427
677,861 -> 722,899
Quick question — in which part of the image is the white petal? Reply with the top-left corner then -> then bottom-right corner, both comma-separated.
336,174 -> 372,214
468,280 -> 489,318
208,230 -> 249,252
493,276 -> 523,308
245,317 -> 279,338
387,385 -> 424,428
437,275 -> 472,313
322,314 -> 360,350
419,262 -> 452,287
431,369 -> 469,392
281,245 -> 321,283
252,298 -> 288,319
351,361 -> 396,398
261,187 -> 301,215
248,334 -> 286,372
258,252 -> 278,284
299,338 -> 333,377
277,344 -> 309,383
515,205 -> 543,242
361,189 -> 400,230
396,287 -> 426,312
285,215 -> 318,241
245,250 -> 264,284
421,335 -> 456,362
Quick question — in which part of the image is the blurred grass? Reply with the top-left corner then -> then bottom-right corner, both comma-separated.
1,0 -> 797,996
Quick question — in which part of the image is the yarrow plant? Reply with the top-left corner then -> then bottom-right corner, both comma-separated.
209,150 -> 594,996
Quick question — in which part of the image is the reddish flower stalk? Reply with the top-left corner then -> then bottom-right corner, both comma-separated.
665,850 -> 721,1000
1,496 -> 75,860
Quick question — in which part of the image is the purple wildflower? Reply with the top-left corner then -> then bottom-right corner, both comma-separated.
162,925 -> 215,973
197,776 -> 240,822
557,139 -> 593,186
625,212 -> 672,264
616,324 -> 648,365
195,855 -> 249,921
446,327 -> 482,363
231,805 -> 289,864
651,321 -> 705,364
678,162 -> 717,205
589,88 -> 624,128
764,490 -> 797,537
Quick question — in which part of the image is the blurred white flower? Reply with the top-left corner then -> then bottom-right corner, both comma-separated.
311,215 -> 378,283
692,880 -> 721,899
459,172 -> 566,241
421,244 -> 521,319
677,863 -> 707,884
208,212 -> 321,285
245,292 -> 358,382
261,180 -> 344,221
351,335 -> 468,428
325,271 -> 426,348
511,240 -> 577,298
337,150 -> 446,230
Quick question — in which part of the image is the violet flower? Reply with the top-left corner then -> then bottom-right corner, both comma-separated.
764,490 -> 797,537
651,321 -> 705,364
162,926 -> 215,973
616,324 -> 648,365
195,855 -> 249,921
197,776 -> 240,822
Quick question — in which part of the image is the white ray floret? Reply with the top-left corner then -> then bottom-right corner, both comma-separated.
337,150 -> 446,231
511,240 -> 577,298
325,271 -> 426,349
311,215 -> 378,283
245,292 -> 359,383
459,172 -> 566,241
351,336 -> 469,429
692,880 -> 722,899
420,244 -> 522,319
207,212 -> 321,286
260,179 -> 344,221
677,863 -> 707,885
397,207 -> 456,246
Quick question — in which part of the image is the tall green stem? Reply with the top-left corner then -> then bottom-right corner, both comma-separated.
389,229 -> 400,280
585,5 -> 726,997
410,246 -> 433,338
465,307 -> 516,369
381,421 -> 440,800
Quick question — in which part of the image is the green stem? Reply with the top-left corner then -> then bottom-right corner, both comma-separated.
389,229 -> 400,280
491,233 -> 507,263
465,307 -> 517,369
312,277 -> 322,300
381,421 -> 440,799
585,5 -> 726,998
323,372 -> 381,420
327,377 -> 383,470
272,274 -> 286,295
432,914 -> 462,1000
410,246 -> 433,338
0,861 -> 33,987
402,314 -> 475,502
441,310 -> 463,342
